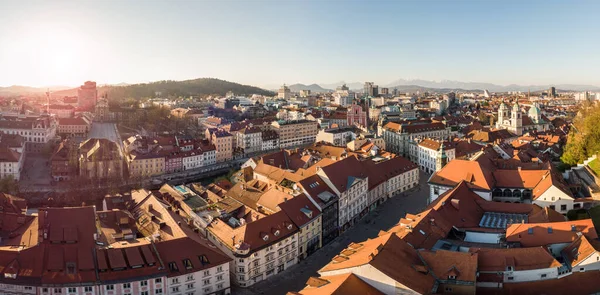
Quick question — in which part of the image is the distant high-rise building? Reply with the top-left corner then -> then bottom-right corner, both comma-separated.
392,88 -> 398,96
278,84 -> 291,99
549,87 -> 556,98
300,89 -> 311,97
77,81 -> 98,109
380,87 -> 389,95
363,82 -> 378,97
336,84 -> 349,92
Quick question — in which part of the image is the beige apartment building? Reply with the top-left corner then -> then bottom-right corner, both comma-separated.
271,120 -> 318,148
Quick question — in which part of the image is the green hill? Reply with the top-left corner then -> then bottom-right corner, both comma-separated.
106,78 -> 274,100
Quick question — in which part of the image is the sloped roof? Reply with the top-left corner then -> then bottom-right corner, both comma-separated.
505,219 -> 597,247
291,273 -> 384,295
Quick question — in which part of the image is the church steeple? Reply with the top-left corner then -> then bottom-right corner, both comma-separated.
435,141 -> 448,172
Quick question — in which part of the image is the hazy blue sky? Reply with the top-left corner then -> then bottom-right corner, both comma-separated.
0,0 -> 599,87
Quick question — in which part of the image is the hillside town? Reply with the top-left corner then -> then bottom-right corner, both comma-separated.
0,79 -> 600,295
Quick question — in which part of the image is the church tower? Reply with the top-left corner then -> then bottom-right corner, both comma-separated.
435,141 -> 448,172
497,101 -> 509,129
511,101 -> 523,135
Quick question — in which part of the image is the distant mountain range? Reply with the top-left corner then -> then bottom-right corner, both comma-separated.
287,83 -> 332,93
383,79 -> 600,92
274,79 -> 600,93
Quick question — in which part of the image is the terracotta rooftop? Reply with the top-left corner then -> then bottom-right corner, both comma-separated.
291,273 -> 384,295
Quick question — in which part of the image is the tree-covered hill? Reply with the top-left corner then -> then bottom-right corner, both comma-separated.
106,78 -> 274,100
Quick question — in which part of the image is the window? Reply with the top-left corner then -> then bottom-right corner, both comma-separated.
580,267 -> 585,272
238,267 -> 245,273
561,204 -> 567,211
541,274 -> 547,278
155,278 -> 162,283
106,285 -> 114,290
217,266 -> 223,272
217,274 -> 223,281
183,259 -> 193,270
169,262 -> 179,272
203,270 -> 210,277
507,266 -> 514,271
187,283 -> 194,290
239,275 -> 245,281
55,289 -> 62,293
141,292 -> 148,295
68,288 -> 76,293
172,287 -> 180,292
140,280 -> 148,287
507,276 -> 514,280
84,287 -> 92,292
43,288 -> 49,293
156,290 -> 163,294
123,283 -> 131,289
172,278 -> 179,284
445,287 -> 452,292
203,279 -> 210,285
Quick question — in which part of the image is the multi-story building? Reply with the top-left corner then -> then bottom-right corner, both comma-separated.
410,138 -> 456,174
361,156 -> 419,211
0,143 -> 23,181
315,126 -> 356,147
182,150 -> 203,171
77,81 -> 98,109
236,126 -> 262,155
207,129 -> 233,163
57,117 -> 90,137
50,139 -> 78,181
271,120 -> 318,148
428,149 -> 583,214
0,115 -> 58,153
128,151 -> 165,178
206,208 -> 299,287
261,130 -> 279,151
317,156 -> 368,231
200,143 -> 217,166
48,104 -> 75,118
363,82 -> 378,97
95,97 -> 110,122
381,121 -> 450,158
164,151 -> 183,173
298,175 -> 339,245
279,194 -> 322,261
0,192 -> 233,295
278,84 -> 291,99
79,138 -> 124,180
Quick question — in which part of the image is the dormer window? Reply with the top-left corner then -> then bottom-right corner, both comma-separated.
263,235 -> 269,241
448,275 -> 456,280
507,266 -> 514,271
274,230 -> 280,236
287,224 -> 293,230
183,259 -> 193,270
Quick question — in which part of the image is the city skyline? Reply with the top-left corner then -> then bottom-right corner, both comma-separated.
1,0 -> 599,88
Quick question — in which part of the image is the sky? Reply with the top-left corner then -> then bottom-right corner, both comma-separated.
0,0 -> 599,88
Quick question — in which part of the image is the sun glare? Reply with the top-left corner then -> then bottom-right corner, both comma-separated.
11,23 -> 87,86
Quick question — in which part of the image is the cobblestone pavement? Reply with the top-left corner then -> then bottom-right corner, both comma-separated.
233,171 -> 431,295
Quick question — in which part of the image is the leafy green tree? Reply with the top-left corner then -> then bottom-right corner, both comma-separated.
562,102 -> 600,165
0,176 -> 19,195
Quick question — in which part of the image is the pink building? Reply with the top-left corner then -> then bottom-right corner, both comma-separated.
347,103 -> 367,127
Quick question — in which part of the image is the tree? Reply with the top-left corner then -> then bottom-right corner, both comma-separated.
562,102 -> 600,165
0,176 -> 19,195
